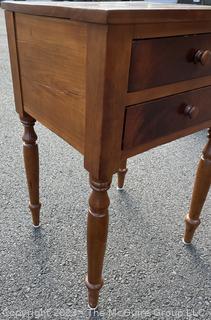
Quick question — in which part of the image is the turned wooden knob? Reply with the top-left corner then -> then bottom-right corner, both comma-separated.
184,105 -> 198,119
194,49 -> 211,65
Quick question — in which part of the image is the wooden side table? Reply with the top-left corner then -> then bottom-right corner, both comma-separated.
2,1 -> 211,310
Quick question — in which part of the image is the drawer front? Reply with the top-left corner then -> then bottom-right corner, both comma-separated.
128,34 -> 211,92
123,87 -> 211,150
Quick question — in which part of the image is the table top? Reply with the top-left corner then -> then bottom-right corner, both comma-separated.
2,1 -> 211,24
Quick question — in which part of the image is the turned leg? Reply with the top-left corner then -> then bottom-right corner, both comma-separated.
85,176 -> 111,309
117,159 -> 128,190
20,115 -> 41,227
183,129 -> 211,244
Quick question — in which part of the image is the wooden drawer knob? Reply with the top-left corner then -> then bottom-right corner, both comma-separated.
184,105 -> 198,119
194,49 -> 211,65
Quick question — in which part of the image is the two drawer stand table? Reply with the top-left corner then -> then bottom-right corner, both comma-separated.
2,1 -> 211,310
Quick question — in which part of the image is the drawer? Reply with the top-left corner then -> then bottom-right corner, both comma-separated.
128,34 -> 211,92
123,86 -> 211,151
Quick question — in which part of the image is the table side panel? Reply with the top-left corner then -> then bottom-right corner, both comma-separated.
15,13 -> 87,153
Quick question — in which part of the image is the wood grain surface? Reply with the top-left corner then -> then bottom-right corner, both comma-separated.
128,34 -> 211,92
123,86 -> 211,151
3,1 -> 211,24
15,14 -> 86,153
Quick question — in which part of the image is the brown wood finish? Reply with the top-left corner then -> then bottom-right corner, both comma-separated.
3,1 -> 211,24
184,129 -> 211,244
125,76 -> 211,105
86,177 -> 111,308
133,20 -> 211,39
123,86 -> 211,151
21,114 -> 41,227
2,1 -> 211,310
4,11 -> 24,116
128,34 -> 211,92
15,13 -> 86,154
122,120 -> 211,159
84,23 -> 132,179
117,159 -> 128,190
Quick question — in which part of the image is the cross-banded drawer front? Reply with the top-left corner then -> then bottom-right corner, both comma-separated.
123,86 -> 211,151
128,34 -> 211,92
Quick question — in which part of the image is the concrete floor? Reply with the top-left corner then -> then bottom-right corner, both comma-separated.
0,9 -> 210,320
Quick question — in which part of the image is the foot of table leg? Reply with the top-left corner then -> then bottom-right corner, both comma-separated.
86,176 -> 111,308
87,304 -> 99,319
20,114 -> 41,227
183,129 -> 211,244
117,159 -> 127,190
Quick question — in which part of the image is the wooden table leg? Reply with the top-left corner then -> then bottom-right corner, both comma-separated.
183,128 -> 211,244
85,175 -> 111,309
117,159 -> 128,190
20,114 -> 41,228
